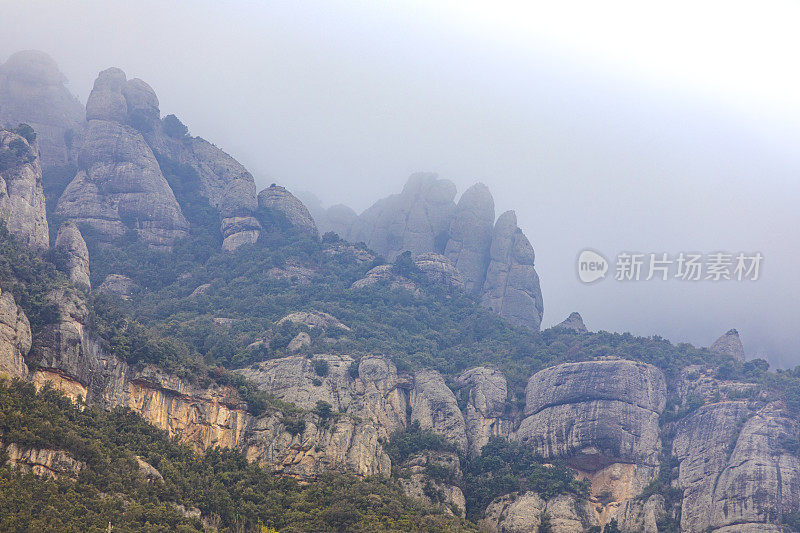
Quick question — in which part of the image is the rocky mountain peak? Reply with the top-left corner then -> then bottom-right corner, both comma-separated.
710,328 -> 745,361
0,50 -> 84,168
556,312 -> 588,332
56,67 -> 190,249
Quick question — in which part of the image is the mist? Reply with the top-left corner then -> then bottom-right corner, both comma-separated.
2,0 -> 798,366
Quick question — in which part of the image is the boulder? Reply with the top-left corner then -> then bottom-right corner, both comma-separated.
0,50 -> 84,168
55,222 -> 90,287
0,130 -> 49,249
443,182 -> 495,294
555,312 -> 587,332
277,310 -> 350,331
414,252 -> 465,290
257,185 -> 317,235
480,210 -> 543,330
350,264 -> 420,294
710,328 -> 745,361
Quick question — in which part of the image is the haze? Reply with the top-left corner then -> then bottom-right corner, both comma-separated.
2,0 -> 798,366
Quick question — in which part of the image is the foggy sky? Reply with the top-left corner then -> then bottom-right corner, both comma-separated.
2,1 -> 799,366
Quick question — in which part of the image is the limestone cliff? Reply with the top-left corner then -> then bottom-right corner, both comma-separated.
2,441 -> 85,480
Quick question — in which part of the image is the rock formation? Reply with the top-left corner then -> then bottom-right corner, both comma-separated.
414,253 -> 465,290
710,328 -> 745,361
0,287 -> 31,379
54,222 -> 90,287
144,106 -> 261,251
55,68 -> 189,248
0,129 -> 49,249
444,183 -> 495,294
397,450 -> 466,516
411,370 -> 468,453
0,50 -> 84,168
342,175 -> 544,329
257,185 -> 317,235
348,173 -> 457,260
555,311 -> 588,332
456,366 -> 511,457
480,210 -> 544,329
673,400 -> 800,532
97,274 -> 137,299
295,190 -> 357,238
277,310 -> 350,331
481,492 -> 599,533
516,360 -> 667,524
2,442 -> 85,480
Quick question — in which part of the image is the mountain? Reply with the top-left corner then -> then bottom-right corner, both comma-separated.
1,51 -> 799,532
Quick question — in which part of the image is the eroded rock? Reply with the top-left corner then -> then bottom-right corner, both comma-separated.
444,183 -> 494,294
55,222 -> 90,287
0,288 -> 31,379
0,129 -> 48,249
480,210 -> 543,330
555,312 -> 588,333
710,328 -> 746,361
258,185 -> 318,235
456,366 -> 510,457
0,50 -> 84,168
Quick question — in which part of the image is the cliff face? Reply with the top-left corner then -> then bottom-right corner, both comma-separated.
515,360 -> 667,526
4,283 -> 799,532
0,287 -> 31,379
0,130 -> 49,249
673,400 -> 800,532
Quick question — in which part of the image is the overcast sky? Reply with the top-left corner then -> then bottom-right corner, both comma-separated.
2,0 -> 799,366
